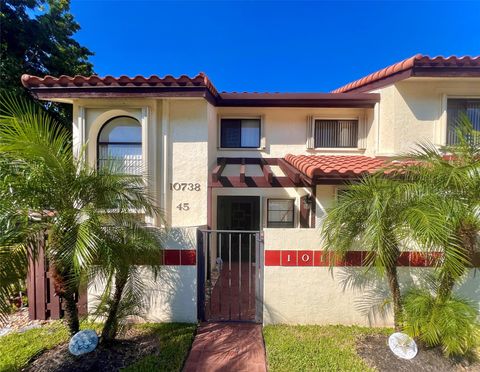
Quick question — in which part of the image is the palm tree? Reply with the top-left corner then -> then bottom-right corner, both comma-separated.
0,93 -> 162,335
322,119 -> 479,331
322,176 -> 408,330
92,214 -> 164,343
394,117 -> 480,300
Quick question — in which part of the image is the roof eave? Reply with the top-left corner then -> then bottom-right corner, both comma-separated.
28,86 -> 218,105
217,92 -> 380,108
334,57 -> 480,94
27,87 -> 380,108
340,67 -> 480,93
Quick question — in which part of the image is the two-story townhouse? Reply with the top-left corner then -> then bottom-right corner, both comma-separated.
21,54 -> 480,326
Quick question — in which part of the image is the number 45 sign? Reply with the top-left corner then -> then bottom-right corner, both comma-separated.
176,203 -> 190,211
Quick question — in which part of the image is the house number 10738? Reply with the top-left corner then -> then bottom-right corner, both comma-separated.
170,182 -> 201,191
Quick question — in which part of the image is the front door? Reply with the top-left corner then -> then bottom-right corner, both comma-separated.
217,196 -> 260,231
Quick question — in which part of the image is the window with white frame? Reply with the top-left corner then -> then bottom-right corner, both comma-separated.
220,118 -> 261,148
314,119 -> 358,148
267,199 -> 295,228
97,116 -> 142,175
446,98 -> 480,145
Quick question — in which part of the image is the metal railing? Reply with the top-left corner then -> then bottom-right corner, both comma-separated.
199,230 -> 262,322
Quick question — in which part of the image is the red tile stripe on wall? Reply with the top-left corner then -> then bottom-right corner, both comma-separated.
264,250 -> 443,267
163,249 -> 196,265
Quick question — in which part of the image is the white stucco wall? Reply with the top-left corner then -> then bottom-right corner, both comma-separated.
72,98 -> 211,229
375,78 -> 480,155
167,100 -> 209,227
262,228 -> 480,326
215,107 -> 375,157
88,226 -> 198,323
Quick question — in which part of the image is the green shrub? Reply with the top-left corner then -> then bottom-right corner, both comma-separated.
403,289 -> 479,357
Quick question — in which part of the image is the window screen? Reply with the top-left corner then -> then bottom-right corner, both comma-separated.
314,119 -> 358,148
447,99 -> 480,145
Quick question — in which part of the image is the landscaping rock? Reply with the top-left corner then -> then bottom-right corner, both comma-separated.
388,332 -> 418,360
0,327 -> 12,337
26,328 -> 160,371
69,330 -> 99,356
357,334 -> 478,371
18,324 -> 41,333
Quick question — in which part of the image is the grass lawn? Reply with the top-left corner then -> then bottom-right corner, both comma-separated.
0,322 -> 196,372
263,324 -> 391,372
0,322 -> 70,372
123,323 -> 196,372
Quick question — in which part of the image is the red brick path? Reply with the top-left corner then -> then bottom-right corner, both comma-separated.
206,262 -> 256,321
183,322 -> 267,372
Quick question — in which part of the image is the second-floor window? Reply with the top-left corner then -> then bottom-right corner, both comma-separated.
98,116 -> 142,175
314,119 -> 358,148
220,118 -> 261,148
447,98 -> 480,145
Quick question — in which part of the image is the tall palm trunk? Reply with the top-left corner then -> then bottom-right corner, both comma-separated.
63,291 -> 80,336
101,269 -> 128,344
386,263 -> 402,331
51,268 -> 80,336
384,244 -> 402,331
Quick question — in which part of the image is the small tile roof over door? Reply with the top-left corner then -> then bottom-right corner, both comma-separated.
332,55 -> 480,93
284,154 -> 387,179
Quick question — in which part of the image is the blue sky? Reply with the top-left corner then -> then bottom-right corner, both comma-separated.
70,1 -> 480,93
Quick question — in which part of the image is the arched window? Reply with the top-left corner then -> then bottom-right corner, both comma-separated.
97,116 -> 142,175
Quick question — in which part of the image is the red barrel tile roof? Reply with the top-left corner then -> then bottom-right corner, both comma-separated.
285,154 -> 387,178
332,54 -> 480,93
20,73 -> 380,107
21,72 -> 219,97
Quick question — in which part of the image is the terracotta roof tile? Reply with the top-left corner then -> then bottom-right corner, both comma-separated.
21,72 -> 219,97
285,154 -> 387,178
332,54 -> 480,93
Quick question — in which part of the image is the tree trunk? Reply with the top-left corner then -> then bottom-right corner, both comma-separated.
50,267 -> 80,336
63,291 -> 80,336
438,224 -> 476,300
101,271 -> 128,344
386,263 -> 402,331
437,269 -> 457,301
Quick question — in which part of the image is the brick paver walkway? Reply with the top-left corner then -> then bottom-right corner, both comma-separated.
206,262 -> 256,322
183,322 -> 267,372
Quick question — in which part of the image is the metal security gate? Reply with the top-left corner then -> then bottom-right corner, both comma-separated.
197,230 -> 263,323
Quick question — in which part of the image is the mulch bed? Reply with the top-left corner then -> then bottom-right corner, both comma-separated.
357,334 -> 479,372
25,328 -> 159,372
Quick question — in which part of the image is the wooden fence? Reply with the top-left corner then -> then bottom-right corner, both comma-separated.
26,237 -> 87,320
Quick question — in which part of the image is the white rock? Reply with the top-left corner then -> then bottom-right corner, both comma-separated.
388,332 -> 418,360
0,327 -> 12,337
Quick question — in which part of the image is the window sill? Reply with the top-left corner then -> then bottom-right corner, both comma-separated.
218,147 -> 265,151
309,147 -> 366,152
